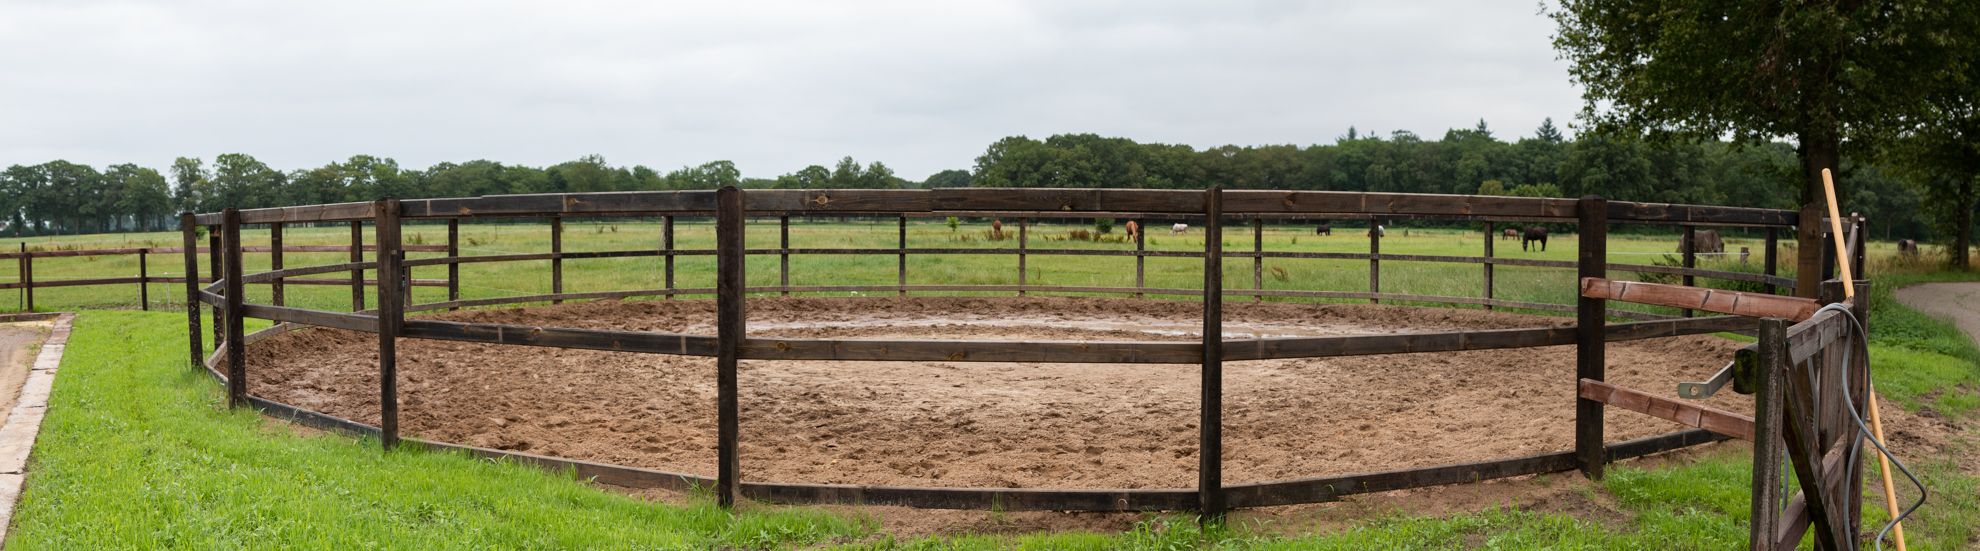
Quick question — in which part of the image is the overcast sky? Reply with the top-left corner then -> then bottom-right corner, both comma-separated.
0,1 -> 1582,180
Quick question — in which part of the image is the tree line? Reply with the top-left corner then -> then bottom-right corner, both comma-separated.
0,117 -> 1958,247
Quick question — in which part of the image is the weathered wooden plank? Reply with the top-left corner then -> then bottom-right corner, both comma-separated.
739,337 -> 1200,363
241,304 -> 380,333
1224,451 -> 1578,508
932,188 -> 1205,213
1200,187 -> 1226,519
1786,309 -> 1848,365
1222,190 -> 1579,218
746,189 -> 931,212
179,213 -> 204,370
1224,327 -> 1575,361
1604,316 -> 1752,342
1580,278 -> 1819,321
1606,200 -> 1797,227
0,276 -> 146,290
1579,379 -> 1754,440
403,191 -> 718,218
401,320 -> 717,356
744,481 -> 1197,511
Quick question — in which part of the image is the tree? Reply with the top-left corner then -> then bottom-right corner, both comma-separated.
105,164 -> 170,231
1552,0 -> 1971,296
170,157 -> 207,213
923,169 -> 973,188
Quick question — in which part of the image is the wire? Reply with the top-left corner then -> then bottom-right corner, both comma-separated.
1811,302 -> 1926,550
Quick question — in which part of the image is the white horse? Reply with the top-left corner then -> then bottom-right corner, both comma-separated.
1171,223 -> 1189,234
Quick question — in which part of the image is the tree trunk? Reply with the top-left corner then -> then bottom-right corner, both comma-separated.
1796,137 -> 1838,298
1955,179 -> 1976,270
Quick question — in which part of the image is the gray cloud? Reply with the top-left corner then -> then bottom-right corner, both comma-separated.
0,0 -> 1581,180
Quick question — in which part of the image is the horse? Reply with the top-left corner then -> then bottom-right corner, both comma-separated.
1522,227 -> 1548,252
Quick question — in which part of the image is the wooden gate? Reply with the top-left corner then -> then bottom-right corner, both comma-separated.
1748,280 -> 1872,550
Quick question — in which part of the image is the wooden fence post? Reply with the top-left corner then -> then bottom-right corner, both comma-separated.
350,221 -> 365,312
222,208 -> 247,409
376,199 -> 404,451
1134,218 -> 1146,299
1199,186 -> 1225,521
19,245 -> 30,312
1483,222 -> 1495,311
180,213 -> 203,370
1252,218 -> 1263,302
1369,219 -> 1381,304
1017,218 -> 1028,297
1748,317 -> 1788,549
270,222 -> 285,307
1682,225 -> 1696,318
1576,195 -> 1608,480
210,228 -> 223,343
898,215 -> 908,296
780,215 -> 790,296
447,219 -> 460,310
1764,227 -> 1780,295
138,248 -> 150,311
551,216 -> 563,304
715,186 -> 745,508
663,216 -> 676,299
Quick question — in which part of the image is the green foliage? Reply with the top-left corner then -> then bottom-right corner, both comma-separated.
945,216 -> 959,232
1094,218 -> 1113,234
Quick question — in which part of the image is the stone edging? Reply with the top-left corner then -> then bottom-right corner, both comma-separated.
0,313 -> 72,544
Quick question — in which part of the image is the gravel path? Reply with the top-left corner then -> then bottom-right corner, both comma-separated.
1893,282 -> 1980,344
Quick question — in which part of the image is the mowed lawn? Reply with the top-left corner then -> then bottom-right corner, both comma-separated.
0,218 -> 1801,317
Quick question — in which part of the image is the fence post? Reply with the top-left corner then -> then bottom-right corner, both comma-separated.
551,216 -> 563,304
1368,219 -> 1380,304
1764,227 -> 1780,295
350,221 -> 365,312
180,213 -> 204,370
446,218 -> 460,310
1748,317 -> 1788,549
1017,218 -> 1028,297
1199,186 -> 1225,521
1483,222 -> 1495,311
1575,195 -> 1608,480
1252,218 -> 1263,302
1851,215 -> 1868,279
376,199 -> 404,451
19,245 -> 30,312
138,248 -> 150,311
1681,225 -> 1696,317
780,215 -> 790,296
898,215 -> 908,296
1134,218 -> 1146,299
210,227 -> 223,343
714,186 -> 745,508
222,208 -> 247,409
270,222 -> 285,307
663,216 -> 675,299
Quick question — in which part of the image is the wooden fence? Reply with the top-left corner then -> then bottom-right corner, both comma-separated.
179,188 -> 1872,536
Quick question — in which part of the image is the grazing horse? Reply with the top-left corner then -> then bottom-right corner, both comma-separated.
1368,225 -> 1385,238
1171,223 -> 1189,235
1678,230 -> 1724,254
1125,220 -> 1140,240
1315,222 -> 1331,236
1898,239 -> 1919,256
1502,228 -> 1519,240
1522,226 -> 1548,252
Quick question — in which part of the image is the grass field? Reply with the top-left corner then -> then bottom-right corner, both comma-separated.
2,221 -> 1974,548
0,219 -> 1803,318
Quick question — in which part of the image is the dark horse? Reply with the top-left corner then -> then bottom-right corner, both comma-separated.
1522,226 -> 1548,252
1315,222 -> 1331,236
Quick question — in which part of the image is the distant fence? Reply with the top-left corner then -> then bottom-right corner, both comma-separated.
176,188 -> 1874,543
0,242 -> 450,312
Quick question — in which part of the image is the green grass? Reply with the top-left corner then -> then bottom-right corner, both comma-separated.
3,228 -> 1974,549
6,310 -> 872,549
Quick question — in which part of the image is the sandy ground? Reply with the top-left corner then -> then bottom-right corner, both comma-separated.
248,297 -> 1748,494
0,324 -> 47,427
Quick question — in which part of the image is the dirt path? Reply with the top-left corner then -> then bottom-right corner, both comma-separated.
0,324 -> 48,426
1894,282 -> 1980,345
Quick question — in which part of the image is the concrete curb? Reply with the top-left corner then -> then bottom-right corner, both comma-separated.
0,313 -> 72,544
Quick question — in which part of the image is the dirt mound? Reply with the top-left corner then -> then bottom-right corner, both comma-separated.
246,296 -> 1745,490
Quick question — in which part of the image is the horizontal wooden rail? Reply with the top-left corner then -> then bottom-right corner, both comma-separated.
401,319 -> 718,356
194,201 -> 376,225
240,262 -> 376,283
239,305 -> 379,333
1580,278 -> 1818,321
1578,379 -> 1754,441
739,337 -> 1201,364
0,244 -> 444,260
